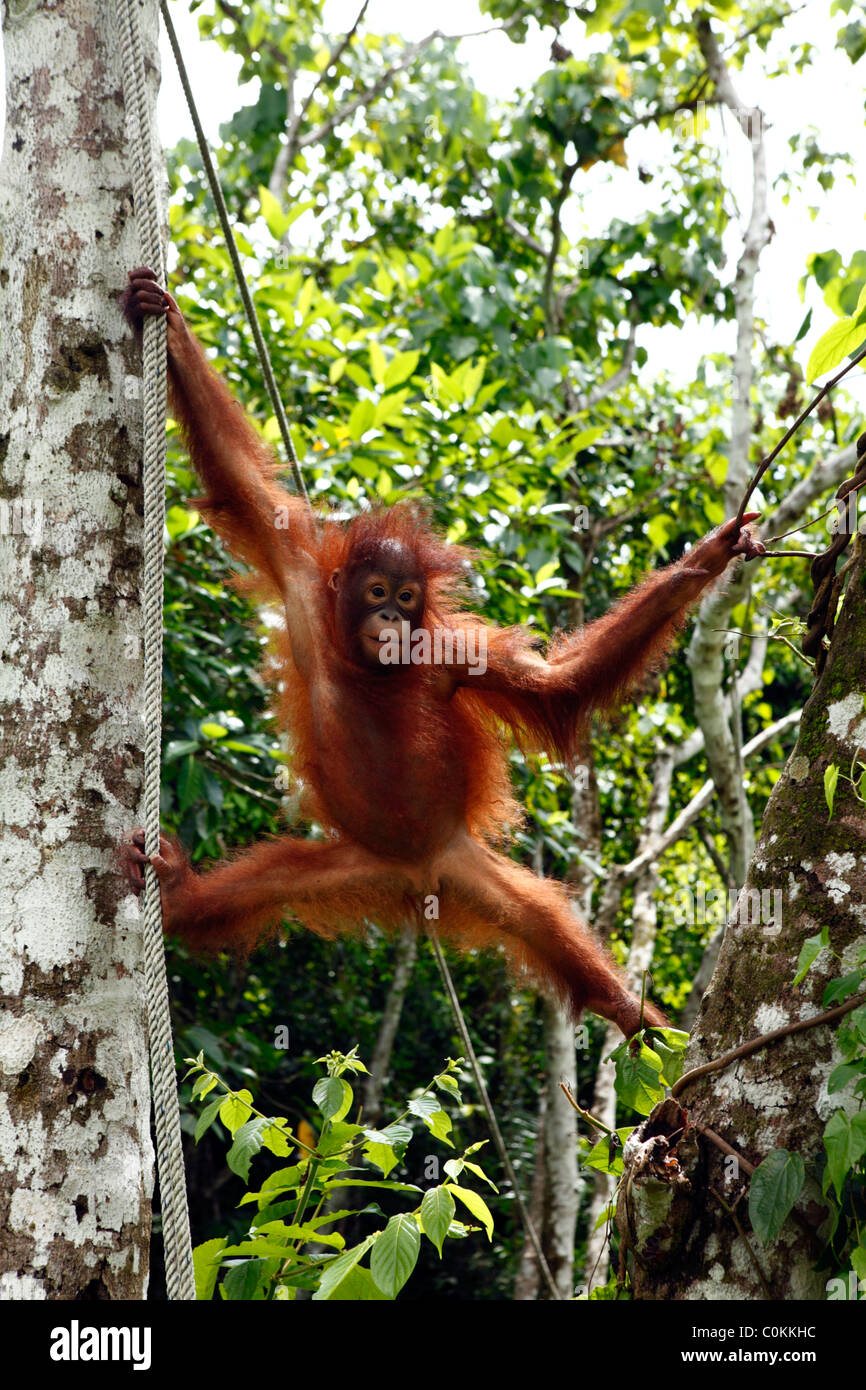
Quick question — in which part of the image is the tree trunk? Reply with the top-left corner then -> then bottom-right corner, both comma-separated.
620,537 -> 866,1299
0,0 -> 160,1298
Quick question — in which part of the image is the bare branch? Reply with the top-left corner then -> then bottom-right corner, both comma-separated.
622,708 -> 801,884
288,0 -> 371,157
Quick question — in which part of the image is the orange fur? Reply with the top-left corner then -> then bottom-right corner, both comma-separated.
121,271 -> 758,1036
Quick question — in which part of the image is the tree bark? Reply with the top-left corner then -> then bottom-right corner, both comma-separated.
0,0 -> 160,1298
620,538 -> 866,1299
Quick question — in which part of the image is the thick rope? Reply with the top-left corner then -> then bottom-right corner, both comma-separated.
118,0 -> 196,1302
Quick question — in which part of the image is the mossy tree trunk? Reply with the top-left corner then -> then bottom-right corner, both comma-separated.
621,536 -> 866,1300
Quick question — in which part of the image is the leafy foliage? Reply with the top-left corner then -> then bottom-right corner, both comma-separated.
186,1049 -> 495,1299
154,0 -> 862,1298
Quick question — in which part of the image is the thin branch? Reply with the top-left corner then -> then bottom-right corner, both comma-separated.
738,358 -> 866,525
504,215 -> 548,259
298,14 -> 524,151
542,160 -> 578,334
672,991 -> 866,1098
618,709 -> 801,884
288,0 -> 371,156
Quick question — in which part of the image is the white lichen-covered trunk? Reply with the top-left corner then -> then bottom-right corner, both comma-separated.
0,0 -> 161,1298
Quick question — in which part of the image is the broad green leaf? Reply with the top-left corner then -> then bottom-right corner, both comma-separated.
296,276 -> 315,321
261,1121 -> 292,1157
383,349 -> 420,389
347,398 -> 376,440
193,1238 -> 226,1302
194,1095 -> 223,1145
807,316 -> 866,381
612,1040 -> 664,1116
258,185 -> 291,240
749,1149 -> 805,1244
312,1236 -> 376,1301
448,1184 -> 494,1240
422,1107 -> 453,1145
369,1214 -> 421,1296
420,1186 -> 456,1256
320,1266 -> 390,1300
827,1062 -> 865,1094
227,1118 -> 270,1181
219,1091 -> 254,1135
166,504 -> 198,538
824,1110 -> 866,1198
363,1141 -> 399,1177
312,1076 -> 353,1123
647,514 -> 672,551
222,1258 -> 272,1301
583,1130 -> 630,1178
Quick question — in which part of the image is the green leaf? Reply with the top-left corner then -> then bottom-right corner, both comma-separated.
825,763 -> 839,819
239,1165 -> 305,1205
645,1031 -> 686,1087
219,1091 -> 254,1135
164,739 -> 199,761
261,1121 -> 292,1157
222,1258 -> 272,1301
612,1040 -> 664,1116
369,1214 -> 421,1296
422,1107 -> 454,1145
363,1141 -> 398,1177
194,1095 -> 224,1145
383,349 -> 420,389
258,185 -> 292,240
794,927 -> 828,985
318,1265 -> 390,1300
582,1128 -> 633,1178
221,1239 -> 293,1259
448,1184 -> 494,1240
227,1118 -> 269,1181
312,1076 -> 353,1123
369,341 -> 387,386
407,1094 -> 440,1121
296,276 -> 315,321
193,1237 -> 226,1302
374,389 -> 410,428
177,754 -> 203,815
462,1160 -> 497,1191
823,972 -> 865,1008
166,504 -> 198,538
749,1148 -> 805,1244
312,1236 -> 376,1301
191,1072 -> 217,1101
824,1111 -> 866,1199
827,1062 -> 865,1094
347,398 -> 376,440
647,514 -> 673,551
806,317 -> 866,381
420,1186 -> 456,1256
